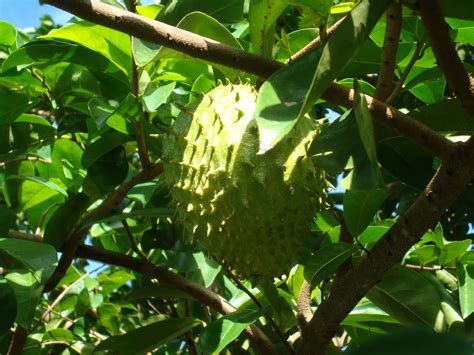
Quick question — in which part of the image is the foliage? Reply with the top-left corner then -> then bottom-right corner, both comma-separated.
0,0 -> 473,354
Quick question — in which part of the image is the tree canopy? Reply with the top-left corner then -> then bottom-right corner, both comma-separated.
0,0 -> 473,354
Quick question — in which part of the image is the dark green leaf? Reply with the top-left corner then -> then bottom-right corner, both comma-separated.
132,37 -> 161,67
200,308 -> 267,354
0,205 -> 16,236
82,132 -> 131,169
43,193 -> 92,249
367,266 -> 444,329
346,328 -> 471,355
344,189 -> 387,237
0,238 -> 57,284
157,0 -> 244,25
457,251 -> 474,318
304,243 -> 356,287
96,317 -> 202,353
0,280 -> 17,337
86,145 -> 129,193
249,0 -> 288,58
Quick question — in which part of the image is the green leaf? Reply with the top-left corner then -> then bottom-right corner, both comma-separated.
256,0 -> 392,153
0,21 -> 17,48
0,88 -> 36,125
132,37 -> 161,67
0,205 -> 16,236
157,11 -> 243,79
409,99 -> 474,132
6,175 -> 68,197
96,317 -> 202,353
457,251 -> 474,318
128,285 -> 194,301
367,266 -> 444,329
157,0 -> 244,26
377,137 -> 435,190
136,4 -> 163,19
2,41 -> 126,83
4,270 -> 42,328
0,280 -> 17,337
43,193 -> 92,249
84,208 -> 174,227
0,238 -> 57,284
304,243 -> 356,287
343,189 -> 387,237
43,21 -> 131,76
255,47 -> 323,153
274,28 -> 318,62
81,132 -> 132,169
142,81 -> 176,112
346,328 -> 472,355
309,109 -> 358,175
200,308 -> 267,354
258,280 -> 294,326
249,0 -> 288,58
86,145 -> 129,194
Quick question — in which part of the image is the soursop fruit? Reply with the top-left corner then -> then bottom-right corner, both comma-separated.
162,83 -> 327,281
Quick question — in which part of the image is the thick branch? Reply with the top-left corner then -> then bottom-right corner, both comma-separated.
42,0 -> 454,161
299,142 -> 474,354
418,0 -> 474,117
375,3 -> 402,101
42,0 -> 281,78
322,84 -> 457,160
75,245 -> 277,354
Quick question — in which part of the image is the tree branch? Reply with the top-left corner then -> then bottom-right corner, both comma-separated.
418,0 -> 474,118
297,280 -> 312,330
299,142 -> 474,354
43,163 -> 162,292
374,3 -> 402,101
42,0 -> 455,161
285,17 -> 346,64
42,0 -> 281,78
386,41 -> 424,104
74,245 -> 277,354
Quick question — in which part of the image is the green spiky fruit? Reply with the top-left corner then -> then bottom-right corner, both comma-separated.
162,83 -> 326,281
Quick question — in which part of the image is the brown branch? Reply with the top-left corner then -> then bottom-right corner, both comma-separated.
322,84 -> 457,160
386,41 -> 424,104
74,245 -> 277,354
43,163 -> 163,292
418,0 -> 474,118
7,326 -> 28,355
122,219 -> 148,260
42,0 -> 281,78
42,0 -> 454,161
297,280 -> 312,330
299,142 -> 474,354
375,3 -> 402,101
285,16 -> 346,64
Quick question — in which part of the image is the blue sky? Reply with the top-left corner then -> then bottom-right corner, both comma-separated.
0,0 -> 156,28
0,0 -> 72,28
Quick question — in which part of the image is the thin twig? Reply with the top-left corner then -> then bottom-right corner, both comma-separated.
285,17 -> 346,64
404,263 -> 456,271
7,326 -> 28,355
43,164 -> 163,292
386,41 -> 424,105
221,265 -> 295,354
122,219 -> 148,261
418,0 -> 474,117
375,3 -> 402,101
74,245 -> 278,354
128,0 -> 152,171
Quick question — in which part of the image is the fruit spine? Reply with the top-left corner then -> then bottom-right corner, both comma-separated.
162,83 -> 326,281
